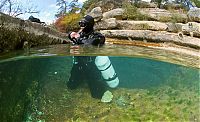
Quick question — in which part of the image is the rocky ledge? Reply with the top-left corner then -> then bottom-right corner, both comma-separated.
0,12 -> 69,53
88,6 -> 200,61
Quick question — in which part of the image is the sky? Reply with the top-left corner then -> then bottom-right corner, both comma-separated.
18,0 -> 86,25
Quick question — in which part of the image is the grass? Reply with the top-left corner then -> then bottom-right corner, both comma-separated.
122,2 -> 152,21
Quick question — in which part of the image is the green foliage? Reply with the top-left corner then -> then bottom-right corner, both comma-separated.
81,0 -> 125,14
171,13 -> 187,23
54,13 -> 82,32
122,2 -> 151,21
81,0 -> 100,14
191,0 -> 200,7
152,0 -> 162,8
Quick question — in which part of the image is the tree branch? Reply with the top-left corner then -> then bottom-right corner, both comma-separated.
0,0 -> 7,10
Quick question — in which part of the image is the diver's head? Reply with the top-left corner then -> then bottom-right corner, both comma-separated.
79,15 -> 94,34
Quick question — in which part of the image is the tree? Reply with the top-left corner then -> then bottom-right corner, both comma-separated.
68,0 -> 80,13
55,0 -> 68,18
55,0 -> 81,32
0,0 -> 39,17
56,0 -> 80,18
191,0 -> 200,7
0,0 -> 7,10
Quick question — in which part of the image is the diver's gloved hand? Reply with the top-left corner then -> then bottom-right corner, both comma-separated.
68,32 -> 81,44
70,32 -> 80,38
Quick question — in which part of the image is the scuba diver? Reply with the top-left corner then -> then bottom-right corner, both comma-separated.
67,15 -> 119,102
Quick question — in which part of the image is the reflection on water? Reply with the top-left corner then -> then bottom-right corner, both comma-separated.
1,44 -> 198,68
0,53 -> 199,121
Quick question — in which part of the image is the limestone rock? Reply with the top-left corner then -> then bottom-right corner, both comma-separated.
95,18 -> 117,30
101,90 -> 113,103
103,8 -> 124,20
167,22 -> 200,37
138,8 -> 188,23
188,8 -> 200,22
182,22 -> 200,37
87,7 -> 103,22
166,23 -> 184,32
118,20 -> 168,31
100,30 -> 200,49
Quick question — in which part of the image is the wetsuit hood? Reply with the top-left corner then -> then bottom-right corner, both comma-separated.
79,15 -> 94,34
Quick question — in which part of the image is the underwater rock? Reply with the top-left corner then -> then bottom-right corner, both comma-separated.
115,93 -> 132,108
101,90 -> 113,103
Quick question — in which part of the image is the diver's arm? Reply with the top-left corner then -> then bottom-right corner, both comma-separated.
77,33 -> 105,46
91,33 -> 105,46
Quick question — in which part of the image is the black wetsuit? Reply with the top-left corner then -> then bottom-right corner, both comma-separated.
67,15 -> 107,99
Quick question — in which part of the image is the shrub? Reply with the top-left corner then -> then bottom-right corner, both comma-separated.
122,2 -> 151,21
171,13 -> 188,23
55,13 -> 82,32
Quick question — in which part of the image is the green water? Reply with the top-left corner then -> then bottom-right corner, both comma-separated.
0,44 -> 199,121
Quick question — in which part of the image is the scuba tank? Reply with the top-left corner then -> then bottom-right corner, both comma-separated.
95,56 -> 119,88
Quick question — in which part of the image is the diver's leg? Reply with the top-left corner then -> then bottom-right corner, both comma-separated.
67,64 -> 83,89
86,64 -> 108,99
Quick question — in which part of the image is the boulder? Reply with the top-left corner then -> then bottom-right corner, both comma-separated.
87,7 -> 103,22
138,8 -> 188,23
166,23 -> 184,32
103,8 -> 124,20
187,8 -> 200,22
95,18 -> 117,30
167,22 -> 200,38
100,30 -> 200,49
117,20 -> 168,31
182,22 -> 200,37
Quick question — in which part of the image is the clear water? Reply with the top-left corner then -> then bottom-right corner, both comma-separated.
0,44 -> 199,121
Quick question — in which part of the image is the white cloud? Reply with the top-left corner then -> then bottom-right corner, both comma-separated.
49,4 -> 59,9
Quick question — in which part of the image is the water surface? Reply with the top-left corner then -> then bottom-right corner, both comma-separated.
0,44 -> 199,121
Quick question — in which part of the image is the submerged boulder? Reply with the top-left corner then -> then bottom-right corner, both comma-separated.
101,90 -> 113,103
